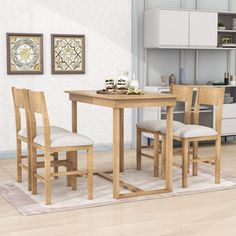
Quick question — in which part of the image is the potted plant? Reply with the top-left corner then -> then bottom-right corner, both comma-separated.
218,22 -> 226,30
221,36 -> 233,44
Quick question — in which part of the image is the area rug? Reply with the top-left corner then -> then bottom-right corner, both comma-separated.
0,166 -> 235,216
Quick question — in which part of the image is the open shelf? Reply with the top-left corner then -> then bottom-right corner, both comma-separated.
218,11 -> 236,16
218,30 -> 236,33
218,12 -> 236,47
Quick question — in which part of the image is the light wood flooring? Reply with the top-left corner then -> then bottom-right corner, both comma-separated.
1,143 -> 236,236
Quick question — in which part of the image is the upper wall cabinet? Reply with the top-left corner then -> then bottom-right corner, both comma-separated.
189,11 -> 218,47
159,10 -> 189,47
144,9 -> 189,48
144,9 -> 218,49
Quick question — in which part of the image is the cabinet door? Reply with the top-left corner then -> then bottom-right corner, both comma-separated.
189,11 -> 217,47
142,86 -> 161,122
159,10 -> 189,47
222,119 -> 236,136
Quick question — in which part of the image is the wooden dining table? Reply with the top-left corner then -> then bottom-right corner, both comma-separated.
65,90 -> 176,199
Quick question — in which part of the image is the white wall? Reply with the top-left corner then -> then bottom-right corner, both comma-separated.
0,0 -> 132,153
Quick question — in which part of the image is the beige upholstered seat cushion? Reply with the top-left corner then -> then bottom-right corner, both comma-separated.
170,125 -> 217,138
137,120 -> 185,132
33,132 -> 94,147
18,126 -> 68,138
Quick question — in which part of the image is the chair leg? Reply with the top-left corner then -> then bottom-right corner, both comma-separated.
215,138 -> 221,184
136,128 -> 142,171
45,150 -> 52,205
161,135 -> 166,180
53,152 -> 59,179
27,141 -> 32,191
71,152 -> 77,191
153,132 -> 159,177
188,142 -> 191,174
87,146 -> 93,200
31,146 -> 37,195
193,141 -> 198,176
16,139 -> 22,183
66,151 -> 72,187
182,139 -> 189,188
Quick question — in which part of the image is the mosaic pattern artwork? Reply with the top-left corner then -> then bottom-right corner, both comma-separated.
7,33 -> 43,74
51,34 -> 85,74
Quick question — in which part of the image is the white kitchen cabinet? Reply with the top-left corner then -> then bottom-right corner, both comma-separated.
221,103 -> 236,135
222,103 -> 236,119
141,86 -> 161,139
221,119 -> 236,135
189,11 -> 218,47
144,9 -> 218,48
144,9 -> 189,48
142,86 -> 161,121
159,10 -> 189,47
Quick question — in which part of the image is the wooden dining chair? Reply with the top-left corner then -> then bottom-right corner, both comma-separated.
161,86 -> 225,188
136,84 -> 193,177
12,87 -> 62,191
12,87 -> 32,190
28,90 -> 94,205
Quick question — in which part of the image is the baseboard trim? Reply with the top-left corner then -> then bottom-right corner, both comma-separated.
0,142 -> 133,160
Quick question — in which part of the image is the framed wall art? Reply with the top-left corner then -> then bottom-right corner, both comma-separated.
7,33 -> 43,74
51,34 -> 85,74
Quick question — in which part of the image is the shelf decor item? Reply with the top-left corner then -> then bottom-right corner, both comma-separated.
169,73 -> 176,85
51,34 -> 85,74
7,33 -> 43,74
160,75 -> 169,87
224,72 -> 229,85
218,22 -> 226,30
229,75 -> 236,86
221,36 -> 233,45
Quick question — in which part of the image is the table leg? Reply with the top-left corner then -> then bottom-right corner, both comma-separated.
119,109 -> 124,172
165,106 -> 173,192
113,108 -> 123,198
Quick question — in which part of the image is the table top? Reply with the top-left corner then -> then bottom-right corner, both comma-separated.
65,90 -> 176,108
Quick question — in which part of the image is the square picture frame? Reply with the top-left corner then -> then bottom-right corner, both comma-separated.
7,33 -> 44,74
51,34 -> 85,74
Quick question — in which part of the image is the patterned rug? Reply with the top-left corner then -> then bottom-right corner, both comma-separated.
0,166 -> 235,216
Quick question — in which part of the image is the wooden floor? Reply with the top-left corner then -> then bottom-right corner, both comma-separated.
1,143 -> 236,236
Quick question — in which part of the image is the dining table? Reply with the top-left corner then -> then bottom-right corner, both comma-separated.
65,90 -> 176,199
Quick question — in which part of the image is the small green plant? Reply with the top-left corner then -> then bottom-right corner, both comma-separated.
218,22 -> 225,27
221,36 -> 233,44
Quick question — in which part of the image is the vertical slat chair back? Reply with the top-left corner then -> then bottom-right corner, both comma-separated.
193,86 -> 225,135
170,84 -> 193,124
28,91 -> 51,147
12,87 -> 30,137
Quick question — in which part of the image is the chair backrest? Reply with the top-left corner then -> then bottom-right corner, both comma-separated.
27,90 -> 51,147
170,84 -> 193,124
12,87 -> 30,136
194,86 -> 225,134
